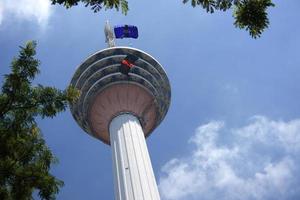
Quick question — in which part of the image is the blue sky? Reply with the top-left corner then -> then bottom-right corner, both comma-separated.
1,0 -> 300,199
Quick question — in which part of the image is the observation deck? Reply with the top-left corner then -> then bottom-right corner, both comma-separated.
70,47 -> 171,144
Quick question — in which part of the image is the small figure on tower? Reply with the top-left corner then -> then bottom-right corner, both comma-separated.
120,54 -> 139,75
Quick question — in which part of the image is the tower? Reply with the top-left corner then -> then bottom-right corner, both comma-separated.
70,24 -> 171,200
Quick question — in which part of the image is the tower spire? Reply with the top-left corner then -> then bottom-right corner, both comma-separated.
104,20 -> 115,47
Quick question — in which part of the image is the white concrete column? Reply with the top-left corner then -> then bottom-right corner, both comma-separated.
109,114 -> 160,200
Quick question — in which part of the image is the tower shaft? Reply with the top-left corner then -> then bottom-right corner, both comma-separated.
110,114 -> 161,200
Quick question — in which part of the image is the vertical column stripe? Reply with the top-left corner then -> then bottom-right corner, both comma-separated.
109,114 -> 161,200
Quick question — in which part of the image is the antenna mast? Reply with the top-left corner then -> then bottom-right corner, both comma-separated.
104,20 -> 115,47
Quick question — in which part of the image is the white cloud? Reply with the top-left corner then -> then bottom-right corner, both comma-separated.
0,2 -> 4,25
159,116 -> 300,200
0,0 -> 52,27
236,116 -> 300,152
222,83 -> 239,94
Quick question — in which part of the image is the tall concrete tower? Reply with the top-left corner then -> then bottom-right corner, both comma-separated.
70,25 -> 171,200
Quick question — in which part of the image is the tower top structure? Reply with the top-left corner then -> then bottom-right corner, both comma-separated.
69,22 -> 171,199
70,46 -> 171,144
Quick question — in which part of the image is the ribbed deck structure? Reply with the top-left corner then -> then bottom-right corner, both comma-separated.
70,47 -> 171,144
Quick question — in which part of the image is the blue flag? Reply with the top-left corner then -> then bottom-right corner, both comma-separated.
114,25 -> 138,39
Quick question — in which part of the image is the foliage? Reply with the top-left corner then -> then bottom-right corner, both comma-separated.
51,0 -> 274,38
234,0 -> 275,38
0,41 -> 80,200
51,0 -> 129,14
183,0 -> 275,38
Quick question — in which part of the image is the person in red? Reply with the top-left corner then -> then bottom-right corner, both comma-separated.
120,54 -> 138,75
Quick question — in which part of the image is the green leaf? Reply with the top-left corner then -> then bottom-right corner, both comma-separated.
0,41 -> 67,199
